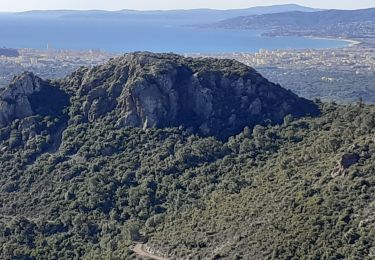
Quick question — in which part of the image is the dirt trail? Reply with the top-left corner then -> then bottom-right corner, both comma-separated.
132,243 -> 168,260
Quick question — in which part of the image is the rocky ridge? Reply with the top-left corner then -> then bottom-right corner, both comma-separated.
0,52 -> 319,139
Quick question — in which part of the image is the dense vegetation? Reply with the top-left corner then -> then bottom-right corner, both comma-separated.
0,100 -> 374,259
150,102 -> 375,259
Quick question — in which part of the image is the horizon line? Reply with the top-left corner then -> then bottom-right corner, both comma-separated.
0,3 -> 373,14
0,4 -> 340,14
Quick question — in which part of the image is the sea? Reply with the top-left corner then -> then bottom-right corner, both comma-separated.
0,16 -> 349,53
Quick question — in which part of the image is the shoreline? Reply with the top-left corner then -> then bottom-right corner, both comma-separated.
305,36 -> 361,47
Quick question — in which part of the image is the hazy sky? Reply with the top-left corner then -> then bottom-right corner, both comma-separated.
0,0 -> 374,12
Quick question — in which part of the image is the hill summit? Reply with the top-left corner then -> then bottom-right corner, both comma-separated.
1,52 -> 319,139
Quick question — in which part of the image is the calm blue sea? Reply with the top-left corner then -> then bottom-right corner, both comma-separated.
0,16 -> 349,53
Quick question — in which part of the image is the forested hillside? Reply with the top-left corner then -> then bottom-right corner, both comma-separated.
149,102 -> 375,259
0,53 -> 374,259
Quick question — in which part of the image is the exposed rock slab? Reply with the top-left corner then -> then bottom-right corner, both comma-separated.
0,73 -> 42,127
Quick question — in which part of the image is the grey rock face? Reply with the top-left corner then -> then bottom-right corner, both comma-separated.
0,73 -> 42,127
0,71 -> 70,129
62,52 -> 319,139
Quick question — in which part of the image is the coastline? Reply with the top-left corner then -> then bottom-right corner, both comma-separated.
305,36 -> 361,47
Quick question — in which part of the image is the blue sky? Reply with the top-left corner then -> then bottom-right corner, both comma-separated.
0,0 -> 374,12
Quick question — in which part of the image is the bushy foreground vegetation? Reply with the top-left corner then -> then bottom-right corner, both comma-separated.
0,101 -> 374,259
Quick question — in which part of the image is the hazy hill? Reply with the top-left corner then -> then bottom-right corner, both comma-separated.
213,7 -> 375,44
216,8 -> 375,29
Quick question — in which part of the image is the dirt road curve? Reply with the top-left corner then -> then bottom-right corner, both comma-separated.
132,243 -> 168,260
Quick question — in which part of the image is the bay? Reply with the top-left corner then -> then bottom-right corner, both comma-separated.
0,16 -> 349,53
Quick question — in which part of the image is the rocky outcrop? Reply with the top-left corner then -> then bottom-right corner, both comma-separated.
61,52 -> 320,139
0,72 -> 70,128
331,153 -> 360,178
0,52 -> 319,139
0,73 -> 42,127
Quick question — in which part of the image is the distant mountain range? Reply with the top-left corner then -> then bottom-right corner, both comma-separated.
215,8 -> 375,28
213,8 -> 375,43
11,4 -> 320,23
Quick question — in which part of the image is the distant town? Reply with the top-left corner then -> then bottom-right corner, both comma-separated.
189,44 -> 375,102
0,47 -> 115,87
1,43 -> 375,102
